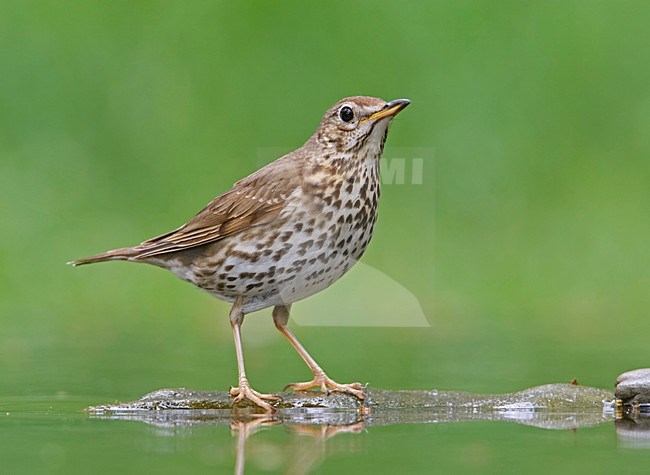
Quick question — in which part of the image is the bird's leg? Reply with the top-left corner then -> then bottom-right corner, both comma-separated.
229,297 -> 280,411
272,305 -> 365,399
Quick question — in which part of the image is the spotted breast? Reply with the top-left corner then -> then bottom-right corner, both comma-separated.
150,150 -> 381,314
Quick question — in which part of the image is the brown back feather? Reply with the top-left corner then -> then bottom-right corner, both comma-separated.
133,153 -> 303,259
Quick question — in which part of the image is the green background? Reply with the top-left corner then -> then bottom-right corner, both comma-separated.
1,1 -> 649,473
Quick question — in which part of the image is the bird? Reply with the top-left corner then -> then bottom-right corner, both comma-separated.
70,95 -> 411,411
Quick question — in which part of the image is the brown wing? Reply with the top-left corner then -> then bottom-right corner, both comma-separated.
133,154 -> 302,259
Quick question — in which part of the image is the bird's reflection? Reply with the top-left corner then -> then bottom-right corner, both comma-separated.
230,414 -> 366,475
88,402 -> 650,473
230,415 -> 278,475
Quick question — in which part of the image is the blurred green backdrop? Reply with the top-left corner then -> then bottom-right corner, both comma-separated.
1,0 -> 649,412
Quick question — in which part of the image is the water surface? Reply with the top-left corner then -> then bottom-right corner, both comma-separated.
3,393 -> 649,474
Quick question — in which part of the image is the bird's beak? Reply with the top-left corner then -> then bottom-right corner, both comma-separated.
361,98 -> 411,124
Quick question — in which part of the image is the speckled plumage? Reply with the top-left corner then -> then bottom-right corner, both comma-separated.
72,96 -> 410,411
148,135 -> 382,314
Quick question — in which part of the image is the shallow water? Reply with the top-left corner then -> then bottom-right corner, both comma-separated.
3,324 -> 650,474
2,393 -> 649,474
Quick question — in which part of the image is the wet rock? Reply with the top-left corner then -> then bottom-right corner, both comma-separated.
616,368 -> 650,406
365,384 -> 612,411
89,383 -> 613,416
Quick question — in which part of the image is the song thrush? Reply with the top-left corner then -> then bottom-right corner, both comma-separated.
71,96 -> 410,411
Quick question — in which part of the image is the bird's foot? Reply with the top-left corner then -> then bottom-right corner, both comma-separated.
230,380 -> 280,412
284,373 -> 365,399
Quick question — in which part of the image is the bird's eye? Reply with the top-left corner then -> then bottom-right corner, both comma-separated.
339,106 -> 354,122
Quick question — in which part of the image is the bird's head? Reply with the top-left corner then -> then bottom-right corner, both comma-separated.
311,96 -> 410,157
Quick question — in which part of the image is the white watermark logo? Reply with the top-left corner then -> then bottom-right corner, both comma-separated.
253,146 -> 434,327
256,146 -> 432,186
380,147 -> 432,185
290,261 -> 430,327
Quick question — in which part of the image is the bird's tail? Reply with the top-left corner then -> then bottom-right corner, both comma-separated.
67,246 -> 142,267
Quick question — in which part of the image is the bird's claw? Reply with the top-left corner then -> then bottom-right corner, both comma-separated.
230,382 -> 280,412
284,375 -> 365,399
